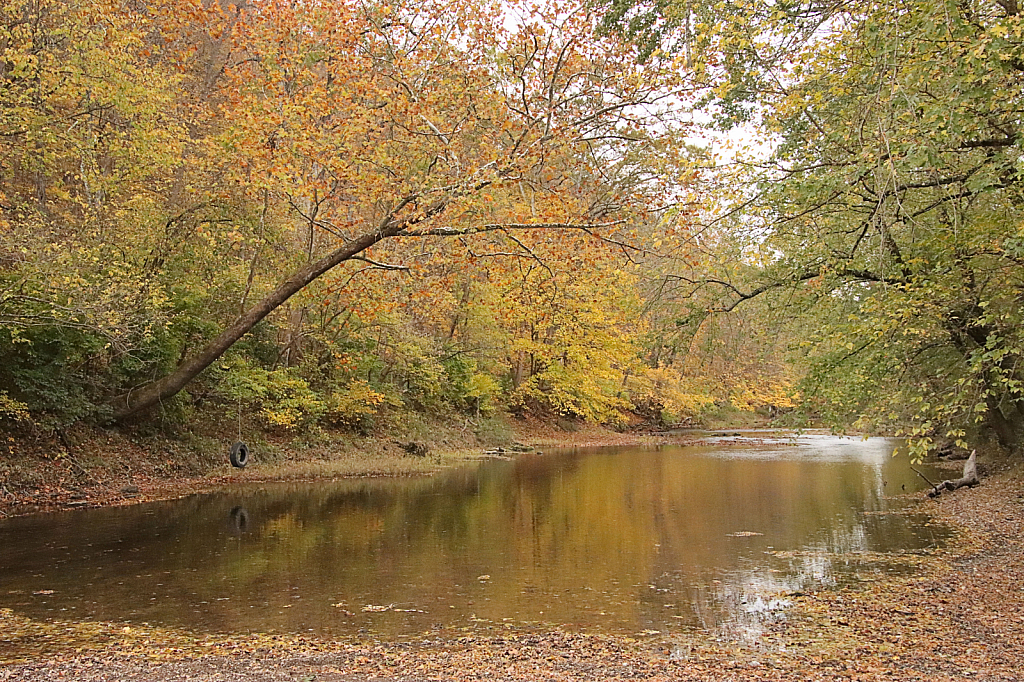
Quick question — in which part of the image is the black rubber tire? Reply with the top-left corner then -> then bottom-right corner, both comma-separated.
230,441 -> 249,468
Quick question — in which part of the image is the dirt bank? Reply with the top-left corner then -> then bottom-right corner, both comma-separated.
1,446 -> 1021,680
0,416 -> 687,518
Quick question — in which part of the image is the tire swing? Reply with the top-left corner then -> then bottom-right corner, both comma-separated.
230,441 -> 249,468
230,396 -> 250,468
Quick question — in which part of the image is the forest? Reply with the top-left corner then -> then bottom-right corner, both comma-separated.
2,0 -> 1024,459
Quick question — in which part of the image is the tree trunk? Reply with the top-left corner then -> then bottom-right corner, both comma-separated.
110,225 -> 399,421
946,313 -> 1023,449
985,394 -> 1021,450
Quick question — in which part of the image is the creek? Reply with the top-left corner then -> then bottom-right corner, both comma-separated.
0,433 -> 950,641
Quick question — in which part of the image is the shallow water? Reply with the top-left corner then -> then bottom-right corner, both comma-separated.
0,433 -> 950,639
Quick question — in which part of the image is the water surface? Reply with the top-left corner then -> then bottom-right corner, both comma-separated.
0,434 -> 949,639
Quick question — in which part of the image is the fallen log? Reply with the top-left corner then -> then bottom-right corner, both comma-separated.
913,450 -> 979,498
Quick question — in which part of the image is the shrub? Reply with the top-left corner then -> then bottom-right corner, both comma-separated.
217,362 -> 325,431
323,380 -> 394,433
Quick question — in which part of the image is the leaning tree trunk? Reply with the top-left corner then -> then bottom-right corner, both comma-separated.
111,225 -> 401,421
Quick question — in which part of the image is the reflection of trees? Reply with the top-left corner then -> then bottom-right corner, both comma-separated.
0,440 -> 947,635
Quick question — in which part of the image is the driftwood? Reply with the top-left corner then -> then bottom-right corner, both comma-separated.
392,440 -> 429,457
912,450 -> 980,498
483,443 -> 533,455
632,417 -> 693,434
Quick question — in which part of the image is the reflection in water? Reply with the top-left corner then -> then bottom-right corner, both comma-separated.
0,435 -> 950,640
229,506 -> 250,535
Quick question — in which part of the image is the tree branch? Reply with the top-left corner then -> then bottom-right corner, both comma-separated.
395,219 -> 628,237
349,255 -> 410,271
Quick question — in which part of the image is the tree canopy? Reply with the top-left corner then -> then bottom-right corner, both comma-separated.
601,0 -> 1024,453
2,0 -> 716,431
7,0 -> 1022,457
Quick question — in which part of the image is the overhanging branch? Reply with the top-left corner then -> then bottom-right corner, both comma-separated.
670,266 -> 908,314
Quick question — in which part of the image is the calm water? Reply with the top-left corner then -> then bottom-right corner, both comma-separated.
0,433 -> 949,640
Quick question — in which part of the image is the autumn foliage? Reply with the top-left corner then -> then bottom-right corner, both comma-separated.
1,0 -> 765,432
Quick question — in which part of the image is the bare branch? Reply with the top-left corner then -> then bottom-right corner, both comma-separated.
349,255 -> 410,271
